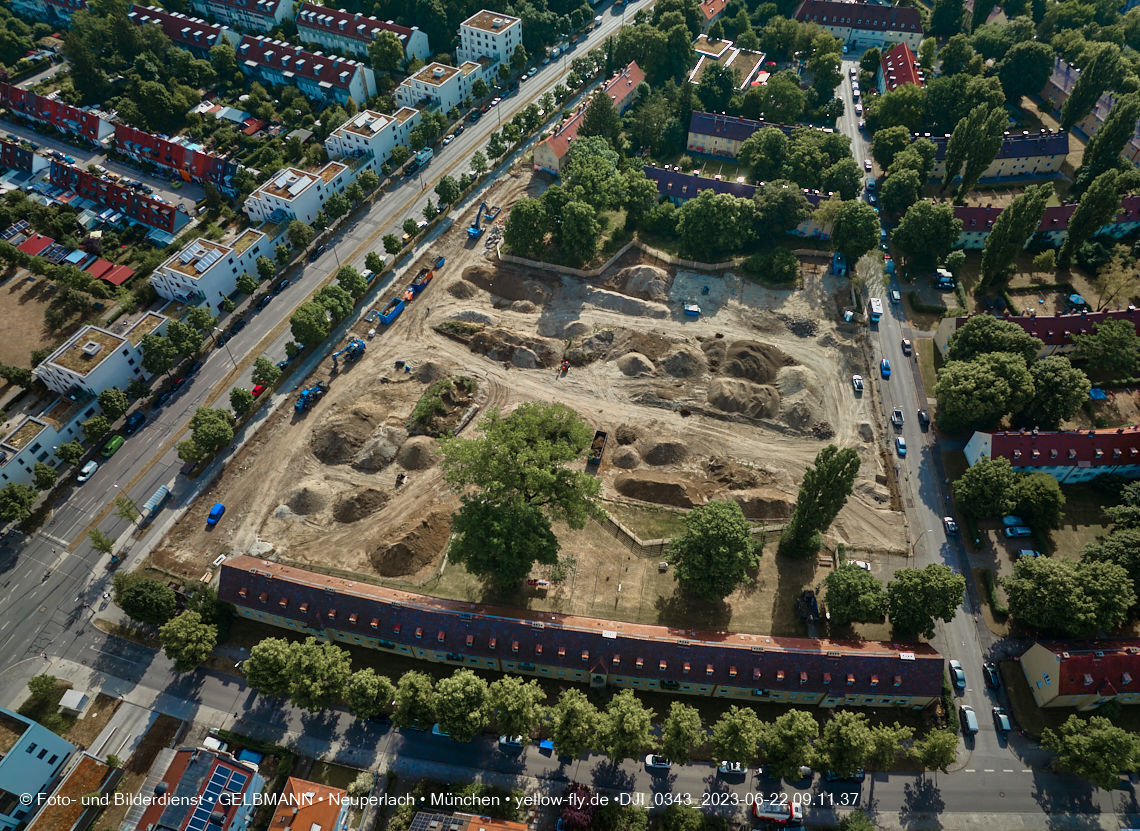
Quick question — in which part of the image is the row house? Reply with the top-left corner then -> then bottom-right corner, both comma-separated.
295,3 -> 429,63
0,138 -> 49,174
0,398 -> 100,489
927,130 -> 1068,183
455,10 -> 521,68
25,752 -> 120,831
114,123 -> 241,195
149,229 -> 269,305
0,707 -> 76,831
698,0 -> 730,30
793,0 -> 923,50
965,425 -> 1140,484
219,555 -> 945,709
133,747 -> 265,831
128,5 -> 240,58
533,62 -> 645,175
34,312 -> 168,398
324,107 -> 421,173
242,161 -> 351,228
685,110 -> 832,159
688,36 -> 766,91
189,0 -> 295,33
0,84 -> 115,146
936,305 -> 1140,360
1043,57 -> 1140,164
1021,641 -> 1140,710
878,42 -> 922,94
269,778 -> 349,831
953,194 -> 1140,249
393,60 -> 494,114
237,35 -> 376,105
49,162 -> 189,236
7,0 -> 86,27
644,165 -> 832,238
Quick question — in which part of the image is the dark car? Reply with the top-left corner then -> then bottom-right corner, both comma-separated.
823,769 -> 866,782
256,294 -> 272,311
122,411 -> 146,435
983,662 -> 1001,689
169,377 -> 185,393
367,713 -> 393,725
917,409 -> 930,429
276,358 -> 291,370
309,244 -> 327,261
155,391 -> 174,409
273,279 -> 289,295
230,318 -> 248,335
187,359 -> 204,376
215,332 -> 230,349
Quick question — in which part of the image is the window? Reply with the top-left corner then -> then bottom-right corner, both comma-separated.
26,743 -> 37,753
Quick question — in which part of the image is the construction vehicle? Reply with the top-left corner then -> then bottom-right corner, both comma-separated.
331,337 -> 365,370
295,382 -> 328,413
586,430 -> 607,467
684,301 -> 701,316
556,359 -> 570,376
408,256 -> 444,296
467,203 -> 502,238
379,296 -> 404,324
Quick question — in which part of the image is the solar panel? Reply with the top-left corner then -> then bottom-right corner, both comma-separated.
287,177 -> 309,196
228,771 -> 248,791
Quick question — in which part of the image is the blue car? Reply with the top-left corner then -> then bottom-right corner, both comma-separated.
880,358 -> 891,378
207,503 -> 226,525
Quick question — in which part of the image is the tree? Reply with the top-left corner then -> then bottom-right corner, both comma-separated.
778,445 -> 860,558
369,30 -> 403,73
929,0 -> 966,37
887,564 -> 966,638
824,563 -> 888,625
471,151 -> 488,175
166,321 -> 204,359
359,169 -> 379,191
867,82 -> 926,132
383,234 -> 402,255
599,689 -> 654,763
738,127 -> 789,183
177,440 -> 207,465
55,441 -> 84,466
434,669 -> 489,743
98,388 -> 130,421
1062,171 -> 1130,267
187,306 -> 217,333
669,500 -> 762,602
947,315 -> 1044,364
511,43 -> 528,71
29,460 -> 57,492
28,674 -> 57,702
949,106 -> 1010,197
365,252 -> 384,274
472,78 -> 490,100
1075,96 -> 1140,196
1005,557 -> 1135,636
325,192 -> 350,221
697,63 -> 739,114
547,688 -> 599,758
140,333 -> 177,376
815,711 -> 872,777
938,34 -> 980,77
88,527 -> 114,555
866,723 -> 914,771
487,131 -> 507,158
754,71 -> 806,123
1043,715 -> 1140,790
115,576 -> 176,626
676,190 -> 750,261
561,200 -> 601,266
393,671 -> 436,729
954,456 -> 1015,517
579,90 -> 623,145
624,169 -> 661,228
245,637 -> 295,697
822,158 -> 863,201
916,730 -> 959,773
880,168 -> 923,216
1083,529 -> 1140,590
752,180 -> 812,238
286,637 -> 352,712
449,498 -> 559,592
1061,44 -> 1124,132
997,41 -> 1055,103
251,357 -> 281,389
892,201 -> 962,268
712,706 -> 765,766
661,702 -> 704,766
188,408 -> 233,452
346,772 -> 373,799
1009,472 -> 1066,530
276,244 -> 291,265
871,126 -> 912,172
230,387 -> 254,416
236,272 -> 258,296
290,302 -> 332,346
82,416 -> 111,444
1073,318 -> 1140,376
860,48 -> 883,75
918,38 -> 937,70
159,611 -> 217,672
403,218 -> 420,238
435,175 -> 461,205
763,710 -> 818,779
981,184 -> 1053,286
335,266 -> 367,301
502,198 -> 548,258
488,676 -> 546,740
831,201 -> 880,266
287,219 -> 315,250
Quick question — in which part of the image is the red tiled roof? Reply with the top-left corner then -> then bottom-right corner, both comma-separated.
295,2 -> 413,45
539,62 -> 644,163
794,0 -> 923,34
85,259 -> 114,279
1038,641 -> 1140,696
985,425 -> 1140,470
269,778 -> 346,831
128,5 -> 230,51
17,234 -> 53,256
199,0 -> 286,19
879,43 -> 922,92
238,35 -> 366,91
949,305 -> 1140,350
699,0 -> 729,22
99,265 -> 135,286
955,194 -> 1140,235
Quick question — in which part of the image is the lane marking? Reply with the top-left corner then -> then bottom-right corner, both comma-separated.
965,769 -> 975,772
1003,770 -> 1013,773
984,769 -> 994,772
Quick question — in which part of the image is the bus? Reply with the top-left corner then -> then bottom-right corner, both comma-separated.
869,297 -> 883,322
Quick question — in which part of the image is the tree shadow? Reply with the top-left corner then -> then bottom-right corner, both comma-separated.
652,589 -> 732,630
588,758 -> 636,792
1030,770 -> 1101,818
898,774 -> 944,830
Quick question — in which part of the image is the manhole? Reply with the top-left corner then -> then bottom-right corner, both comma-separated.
38,606 -> 46,613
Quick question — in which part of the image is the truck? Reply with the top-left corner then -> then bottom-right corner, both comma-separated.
868,297 -> 883,322
406,147 -> 434,175
295,382 -> 328,413
586,430 -> 607,467
379,296 -> 405,324
139,484 -> 171,525
409,256 -> 444,296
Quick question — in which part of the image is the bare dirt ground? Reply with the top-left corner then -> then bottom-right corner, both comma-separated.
151,166 -> 906,635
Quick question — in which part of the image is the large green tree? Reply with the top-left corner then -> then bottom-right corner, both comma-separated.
762,710 -> 818,779
824,563 -> 888,625
561,200 -> 600,266
866,723 -> 914,770
712,706 -> 766,766
547,688 -> 599,758
892,201 -> 962,269
880,169 -> 924,217
660,702 -> 704,766
886,564 -> 966,637
1060,169 -> 1127,266
1003,557 -> 1135,636
916,730 -> 959,773
98,387 -> 130,421
599,689 -> 655,763
871,126 -> 912,170
676,189 -> 752,261
188,407 -> 233,452
114,574 -> 176,626
1061,44 -> 1124,131
980,184 -> 1053,287
815,711 -> 872,778
953,456 -> 1015,517
669,500 -> 762,602
140,333 -> 177,376
752,180 -> 813,238
244,637 -> 294,697
997,41 -> 1055,102
159,611 -> 217,672
392,671 -> 436,730
1074,95 -> 1140,196
504,198 -> 547,257
290,301 -> 332,346
488,676 -> 546,740
1043,715 -> 1140,789
739,127 -> 789,183
434,669 -> 489,742
1073,319 -> 1140,376
448,498 -> 559,591
778,445 -> 860,558
946,315 -> 1044,364
346,669 -> 396,720
1009,472 -> 1066,530
287,637 -> 352,712
831,201 -> 881,267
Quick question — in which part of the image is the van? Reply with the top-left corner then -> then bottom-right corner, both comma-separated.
77,461 -> 98,483
101,435 -> 124,457
595,14 -> 603,26
123,411 -> 146,435
890,290 -> 901,303
959,705 -> 979,734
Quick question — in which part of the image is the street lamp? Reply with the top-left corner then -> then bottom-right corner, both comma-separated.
213,327 -> 238,372
911,527 -> 935,563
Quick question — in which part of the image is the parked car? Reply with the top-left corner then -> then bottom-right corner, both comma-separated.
442,135 -> 454,145
645,755 -> 672,770
949,659 -> 966,690
851,374 -> 863,393
256,295 -> 272,310
499,735 -> 524,749
77,461 -> 99,483
983,662 -> 1000,689
901,338 -> 912,354
252,384 -> 266,397
851,560 -> 872,571
1018,549 -> 1044,558
1001,516 -> 1026,527
155,391 -> 174,408
992,706 -> 1011,734
918,409 -> 930,428
309,244 -> 327,261
230,318 -> 248,335
207,503 -> 226,525
895,437 -> 907,457
1003,526 -> 1033,538
123,411 -> 146,435
187,360 -> 204,377
718,761 -> 744,775
890,290 -> 901,303
891,408 -> 904,428
273,279 -> 290,295
215,332 -> 230,349
880,358 -> 891,378
168,377 -> 185,393
854,102 -> 863,115
863,158 -> 872,171
431,723 -> 450,737
824,769 -> 865,782
960,705 -> 979,734
943,516 -> 958,535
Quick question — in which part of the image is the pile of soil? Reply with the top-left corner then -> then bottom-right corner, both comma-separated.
584,287 -> 669,318
730,488 -> 794,519
706,378 -> 781,418
562,321 -> 593,338
719,340 -> 791,385
353,424 -> 408,470
614,424 -> 641,445
310,403 -> 386,464
858,423 -> 874,442
448,281 -> 479,299
511,300 -> 537,313
397,436 -> 439,470
642,439 -> 689,466
287,480 -> 332,515
661,345 -> 706,377
611,447 -> 642,469
614,471 -> 708,508
566,330 -> 614,365
463,266 -> 553,305
333,488 -> 390,523
469,328 -> 562,368
702,338 -> 727,372
414,361 -> 450,383
776,367 -> 824,431
617,352 -> 655,377
705,457 -> 762,490
368,510 -> 452,576
614,264 -> 671,301
448,310 -> 497,325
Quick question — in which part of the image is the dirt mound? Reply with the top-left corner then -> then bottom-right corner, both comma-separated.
414,361 -> 450,383
448,310 -> 497,325
611,447 -> 641,469
615,424 -> 641,445
368,510 -> 451,576
858,423 -> 874,442
617,352 -> 655,377
615,265 -> 671,301
661,345 -> 706,377
562,321 -> 593,338
287,480 -> 331,515
614,471 -> 707,508
642,439 -> 689,466
566,330 -> 614,365
584,288 -> 669,318
353,424 -> 408,470
776,367 -> 824,431
707,378 -> 780,419
511,300 -> 537,313
310,403 -> 387,464
719,340 -> 791,385
469,328 -> 562,367
448,280 -> 479,299
702,338 -> 727,372
333,488 -> 390,523
397,436 -> 439,470
730,488 -> 794,519
783,401 -> 815,430
462,266 -> 550,304
705,457 -> 762,490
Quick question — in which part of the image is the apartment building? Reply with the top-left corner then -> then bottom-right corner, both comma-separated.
686,111 -> 833,158
965,426 -> 1140,483
236,35 -> 376,105
935,306 -> 1140,361
49,162 -> 189,237
130,747 -> 265,831
324,108 -> 420,171
394,62 -> 467,113
219,555 -> 944,709
34,313 -> 168,398
295,2 -> 429,62
8,0 -> 87,27
269,778 -> 349,831
0,84 -> 115,146
128,5 -> 240,58
455,9 -> 522,67
1043,58 -> 1140,166
1021,641 -> 1140,709
0,396 -> 98,487
688,36 -> 766,90
793,0 -> 923,50
699,0 -> 730,30
878,42 -> 922,93
242,161 -> 351,228
189,0 -> 295,33
25,753 -> 120,831
115,124 -> 241,195
149,230 -> 269,304
954,194 -> 1140,249
533,62 -> 645,175
0,708 -> 76,831
929,130 -> 1068,183
0,138 -> 49,174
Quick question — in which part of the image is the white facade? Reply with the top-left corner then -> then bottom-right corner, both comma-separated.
392,62 -> 494,113
34,313 -> 170,398
149,230 -> 270,305
0,402 -> 98,489
324,108 -> 420,170
242,161 -> 352,228
237,36 -> 376,105
294,4 -> 430,62
190,0 -> 296,32
455,10 -> 521,67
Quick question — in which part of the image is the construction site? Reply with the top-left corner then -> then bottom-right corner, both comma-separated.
150,167 -> 905,639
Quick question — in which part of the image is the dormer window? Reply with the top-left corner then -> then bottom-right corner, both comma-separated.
327,609 -> 336,619
847,673 -> 855,685
800,672 -> 807,684
582,650 -> 589,662
414,627 -> 422,639
776,670 -> 785,681
636,657 -> 644,668
489,638 -> 496,649
729,666 -> 737,677
660,660 -> 667,671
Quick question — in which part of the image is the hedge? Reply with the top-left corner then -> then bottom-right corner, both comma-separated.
907,291 -> 949,315
980,568 -> 1009,619
1005,281 -> 1075,295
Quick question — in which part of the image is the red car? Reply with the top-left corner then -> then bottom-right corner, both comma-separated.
252,384 -> 266,397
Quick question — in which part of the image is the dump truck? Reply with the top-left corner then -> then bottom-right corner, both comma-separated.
379,296 -> 404,324
295,382 -> 328,412
586,430 -> 607,467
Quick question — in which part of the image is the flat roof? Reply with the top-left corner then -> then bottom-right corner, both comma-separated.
410,62 -> 460,86
318,161 -> 346,183
337,110 -> 395,139
462,9 -> 520,32
48,328 -> 125,375
40,396 -> 87,430
259,168 -> 317,199
232,228 -> 263,255
3,418 -> 47,451
162,238 -> 232,278
27,755 -> 111,831
394,106 -> 419,124
123,312 -> 164,345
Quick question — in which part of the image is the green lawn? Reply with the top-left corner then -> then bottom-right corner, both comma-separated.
1047,483 -> 1111,562
309,761 -> 364,790
604,500 -> 687,541
915,337 -> 938,400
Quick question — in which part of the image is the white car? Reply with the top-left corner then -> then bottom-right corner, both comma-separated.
949,660 -> 966,690
645,754 -> 672,770
77,461 -> 98,483
851,374 -> 864,393
499,735 -> 524,749
718,761 -> 744,774
855,102 -> 863,115
864,158 -> 873,171
851,560 -> 872,571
